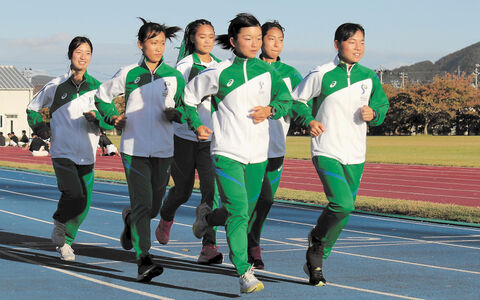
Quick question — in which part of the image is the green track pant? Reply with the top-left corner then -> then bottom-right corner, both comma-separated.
121,153 -> 172,260
52,158 -> 94,246
311,155 -> 364,259
213,155 -> 267,275
247,156 -> 284,248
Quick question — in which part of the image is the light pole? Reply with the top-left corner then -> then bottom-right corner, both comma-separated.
474,64 -> 480,88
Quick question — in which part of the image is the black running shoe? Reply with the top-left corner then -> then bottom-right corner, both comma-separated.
304,233 -> 327,286
136,254 -> 164,283
120,207 -> 133,250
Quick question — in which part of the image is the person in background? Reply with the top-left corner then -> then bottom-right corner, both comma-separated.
246,20 -> 304,269
0,132 -> 5,147
98,131 -> 118,156
156,18 -> 223,265
19,130 -> 29,147
29,133 -> 49,157
8,132 -> 19,146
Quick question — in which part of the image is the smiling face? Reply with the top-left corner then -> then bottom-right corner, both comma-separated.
138,31 -> 166,65
335,29 -> 365,65
193,24 -> 215,56
70,43 -> 92,72
261,27 -> 284,62
230,26 -> 262,59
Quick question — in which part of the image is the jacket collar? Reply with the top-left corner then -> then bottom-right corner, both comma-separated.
139,56 -> 164,73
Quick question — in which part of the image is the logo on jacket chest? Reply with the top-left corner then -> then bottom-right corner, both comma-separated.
163,81 -> 170,97
258,81 -> 265,94
226,79 -> 234,87
134,77 -> 141,84
61,93 -> 68,100
329,81 -> 337,88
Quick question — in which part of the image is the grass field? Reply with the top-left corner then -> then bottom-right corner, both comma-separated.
285,135 -> 480,167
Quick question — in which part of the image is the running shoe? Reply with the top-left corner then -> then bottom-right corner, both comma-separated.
239,267 -> 264,293
155,218 -> 173,245
248,246 -> 265,269
197,244 -> 223,265
304,232 -> 326,286
51,220 -> 66,247
192,203 -> 211,239
120,207 -> 132,250
56,243 -> 75,261
136,254 -> 163,283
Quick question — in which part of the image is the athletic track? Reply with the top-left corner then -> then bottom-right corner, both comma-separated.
1,147 -> 479,207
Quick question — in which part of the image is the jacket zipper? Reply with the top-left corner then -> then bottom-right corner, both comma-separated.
243,59 -> 251,162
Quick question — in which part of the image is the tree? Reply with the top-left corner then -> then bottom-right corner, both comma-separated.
408,74 -> 475,135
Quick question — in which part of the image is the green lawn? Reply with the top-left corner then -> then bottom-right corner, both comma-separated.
285,135 -> 480,167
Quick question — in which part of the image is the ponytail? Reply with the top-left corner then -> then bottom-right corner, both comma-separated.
216,13 -> 260,52
137,17 -> 181,43
177,19 -> 214,62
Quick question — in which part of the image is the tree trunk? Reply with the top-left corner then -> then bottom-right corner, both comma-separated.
424,120 -> 429,135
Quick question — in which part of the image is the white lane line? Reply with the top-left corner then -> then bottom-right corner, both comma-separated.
0,208 -> 423,299
2,171 -> 479,234
268,215 -> 480,251
2,177 -> 480,276
333,250 -> 480,275
272,202 -> 480,233
0,248 -> 173,300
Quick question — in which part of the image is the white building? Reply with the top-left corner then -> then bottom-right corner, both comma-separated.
0,66 -> 34,136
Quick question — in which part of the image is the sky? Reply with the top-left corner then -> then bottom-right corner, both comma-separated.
1,0 -> 479,82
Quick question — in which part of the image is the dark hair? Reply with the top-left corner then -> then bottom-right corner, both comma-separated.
183,19 -> 214,55
216,13 -> 261,50
68,36 -> 93,60
137,17 -> 181,43
261,20 -> 284,38
334,23 -> 365,42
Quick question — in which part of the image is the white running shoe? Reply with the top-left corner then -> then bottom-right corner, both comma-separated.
239,268 -> 264,293
56,243 -> 75,261
51,220 -> 66,247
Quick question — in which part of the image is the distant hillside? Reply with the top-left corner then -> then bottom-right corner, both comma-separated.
383,42 -> 480,86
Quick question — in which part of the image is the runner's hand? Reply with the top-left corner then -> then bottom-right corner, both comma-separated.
196,125 -> 212,141
112,115 -> 127,129
308,120 -> 325,137
83,111 -> 97,122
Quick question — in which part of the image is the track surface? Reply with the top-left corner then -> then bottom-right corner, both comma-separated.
1,168 -> 479,299
1,147 -> 479,207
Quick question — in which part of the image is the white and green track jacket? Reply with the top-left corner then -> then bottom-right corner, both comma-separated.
267,59 -> 303,158
183,54 -> 293,164
95,57 -> 185,158
174,53 -> 221,142
27,70 -> 114,165
292,56 -> 389,165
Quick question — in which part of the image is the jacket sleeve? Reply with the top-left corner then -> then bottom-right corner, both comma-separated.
26,81 -> 56,134
291,69 -> 323,127
182,68 -> 219,131
94,68 -> 125,124
86,91 -> 115,130
269,69 -> 292,119
369,73 -> 389,126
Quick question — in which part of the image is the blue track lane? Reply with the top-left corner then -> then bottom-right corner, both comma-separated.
0,168 -> 479,299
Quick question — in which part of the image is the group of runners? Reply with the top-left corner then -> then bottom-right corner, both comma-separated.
26,13 -> 389,294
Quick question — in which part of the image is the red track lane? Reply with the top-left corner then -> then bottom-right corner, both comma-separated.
1,147 -> 479,207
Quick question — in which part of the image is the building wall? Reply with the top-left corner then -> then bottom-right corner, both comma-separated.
0,89 -> 33,136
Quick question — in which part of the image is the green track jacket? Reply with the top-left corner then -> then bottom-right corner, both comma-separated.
292,56 -> 389,164
183,54 -> 293,164
26,70 -> 114,165
95,57 -> 185,158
